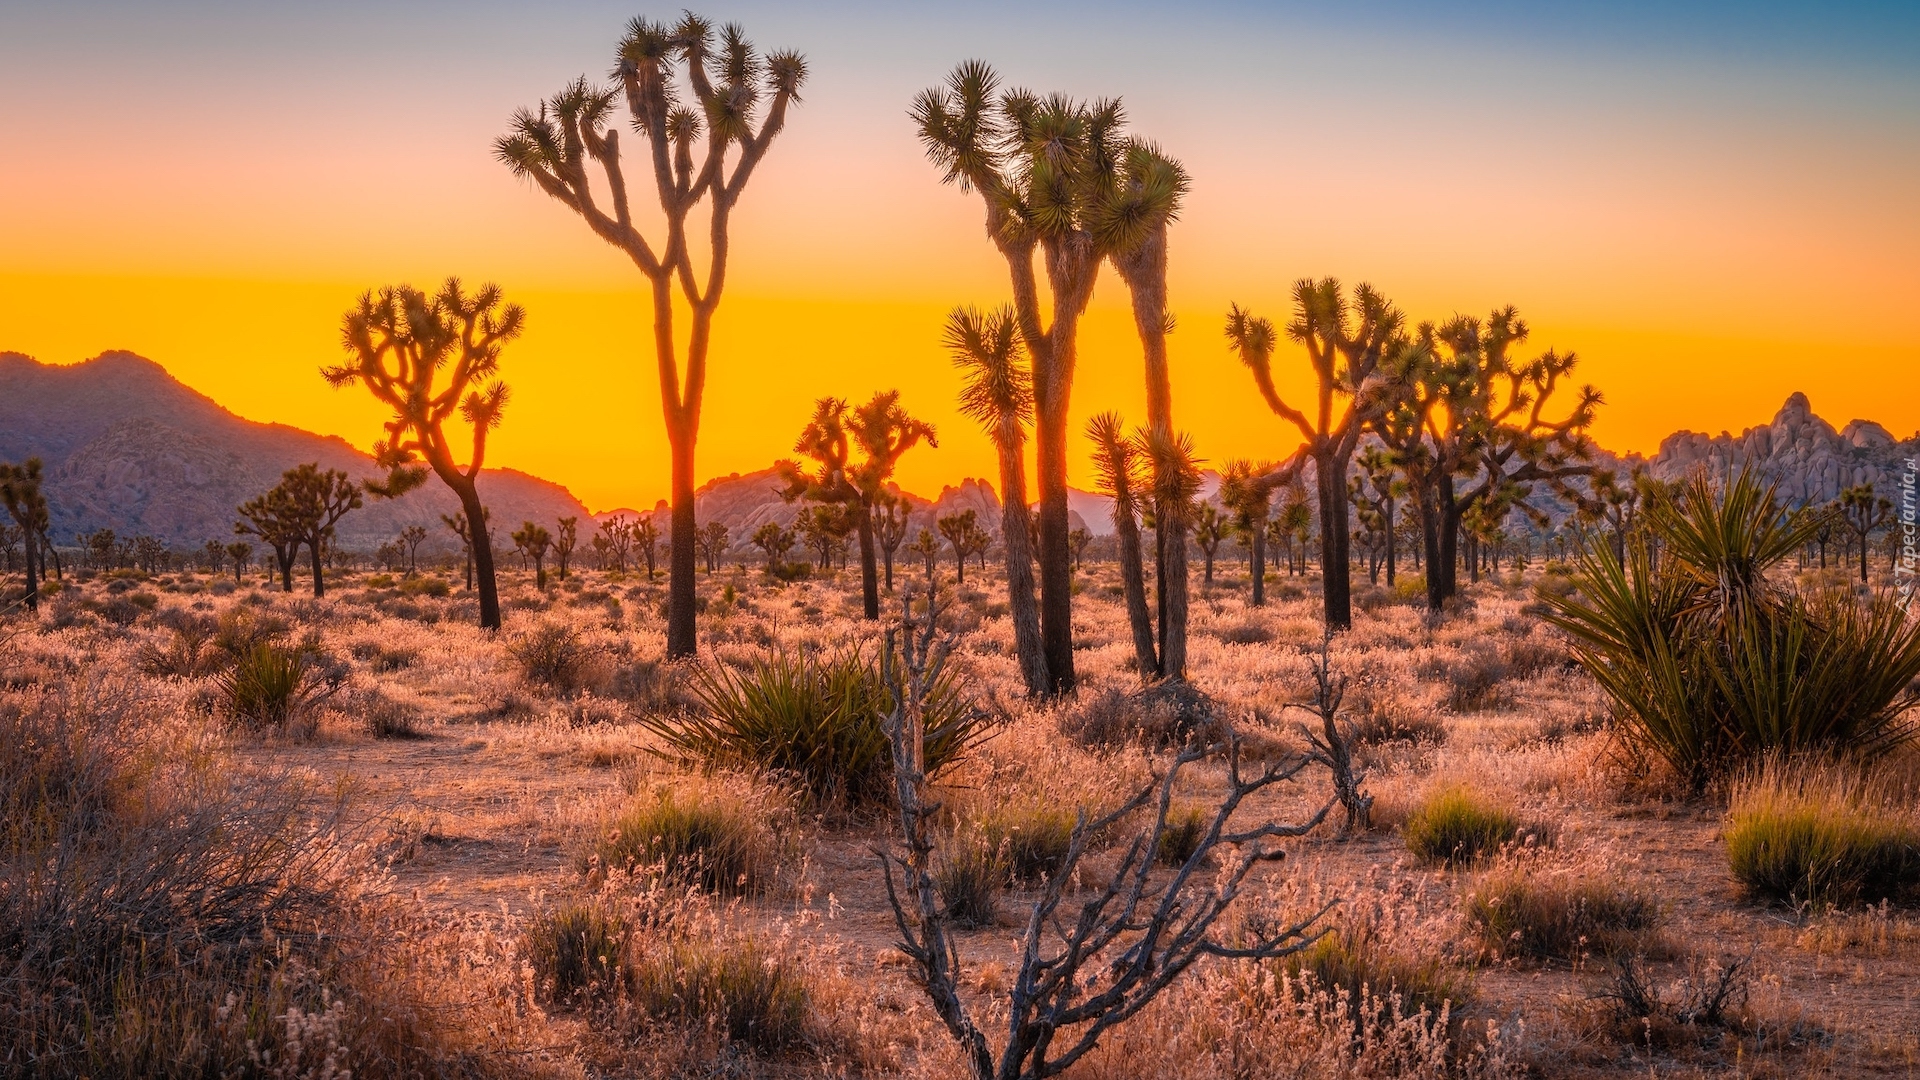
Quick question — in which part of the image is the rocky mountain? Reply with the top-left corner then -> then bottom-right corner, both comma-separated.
1647,392 -> 1915,506
0,352 -> 590,550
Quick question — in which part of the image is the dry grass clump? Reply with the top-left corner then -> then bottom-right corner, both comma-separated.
1403,785 -> 1551,867
1156,802 -> 1210,867
1725,757 -> 1920,910
974,799 -> 1079,883
1351,692 -> 1448,751
1281,917 -> 1474,1033
586,779 -> 786,896
1464,856 -> 1661,962
216,639 -> 345,735
1419,644 -> 1511,713
357,686 -> 427,738
933,827 -> 1004,928
526,900 -> 630,1002
1060,681 -> 1224,749
509,622 -> 608,695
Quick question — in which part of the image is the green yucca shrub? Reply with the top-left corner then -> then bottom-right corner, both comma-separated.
218,641 -> 310,731
1725,759 -> 1920,909
628,934 -> 810,1052
1281,918 -> 1471,1028
1540,469 -> 1920,791
642,649 -> 995,807
1156,803 -> 1209,868
976,802 -> 1079,883
933,830 -> 1004,929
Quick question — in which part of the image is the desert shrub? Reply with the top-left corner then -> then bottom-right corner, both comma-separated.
1281,917 -> 1472,1032
1352,695 -> 1448,750
768,559 -> 812,582
607,655 -> 696,716
1725,759 -> 1920,909
1465,860 -> 1659,961
1061,681 -> 1223,749
137,616 -> 223,678
977,801 -> 1078,883
399,575 -> 450,598
589,786 -> 777,895
643,648 -> 993,807
627,933 -> 811,1053
1539,469 -> 1920,790
1156,803 -> 1209,867
212,606 -> 288,658
360,688 -> 426,739
1217,620 -> 1274,645
217,640 -> 340,733
1419,645 -> 1509,713
1392,574 -> 1427,604
934,829 -> 1004,928
1502,635 -> 1571,679
508,622 -> 606,694
526,900 -> 630,1002
350,639 -> 418,672
1403,786 -> 1544,867
364,573 -> 396,588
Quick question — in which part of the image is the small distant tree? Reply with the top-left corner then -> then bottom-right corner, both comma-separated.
595,514 -> 635,573
399,524 -> 428,575
750,521 -> 794,572
1219,458 -> 1296,605
935,510 -> 982,585
200,539 -> 225,574
872,490 -> 912,591
325,278 -> 523,629
442,507 -> 490,590
635,516 -> 661,579
697,520 -> 729,573
225,541 -> 252,583
1068,527 -> 1091,572
0,524 -> 18,574
512,521 -> 553,589
236,486 -> 302,592
277,463 -> 363,597
1353,447 -> 1404,586
0,459 -> 48,610
553,516 -> 579,581
1839,484 -> 1892,583
909,527 -> 942,584
1089,413 -> 1158,680
1193,502 -> 1225,584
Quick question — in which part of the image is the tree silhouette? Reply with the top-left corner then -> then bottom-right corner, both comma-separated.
1839,484 -> 1892,583
1141,428 -> 1202,678
872,490 -> 911,591
442,507 -> 490,590
1089,413 -> 1159,680
936,510 -> 985,585
1354,447 -> 1405,586
1068,527 -> 1091,572
1219,458 -> 1298,606
0,459 -> 48,611
697,520 -> 730,573
778,392 -> 935,617
512,521 -> 553,589
1193,502 -> 1225,584
552,516 -> 579,581
498,14 -> 806,659
634,516 -> 661,579
201,540 -> 225,574
916,64 -> 1174,694
594,514 -> 635,573
947,304 -> 1046,694
749,521 -> 793,572
399,524 -> 428,576
236,485 -> 303,593
1226,281 -> 1402,629
1374,306 -> 1600,608
325,279 -> 521,628
909,527 -> 942,583
225,541 -> 252,583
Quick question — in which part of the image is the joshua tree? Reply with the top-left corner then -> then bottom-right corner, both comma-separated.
634,516 -> 661,579
879,585 -> 1333,1080
1068,527 -> 1092,572
1226,282 -> 1403,629
594,514 -> 635,573
1219,458 -> 1299,606
236,486 -> 303,593
398,524 -> 428,576
1839,484 -> 1892,583
271,463 -> 363,598
909,527 -> 942,584
697,520 -> 730,573
553,516 -> 579,581
916,65 -> 1177,694
778,392 -> 936,618
225,541 -> 252,583
1353,447 -> 1404,586
947,304 -> 1047,694
1089,413 -> 1159,680
442,508 -> 490,590
201,539 -> 225,574
1373,306 -> 1600,609
935,510 -> 986,585
512,521 -> 553,589
873,490 -> 912,591
325,279 -> 521,628
1141,428 -> 1202,679
0,459 -> 48,610
1193,502 -> 1225,584
498,14 -> 806,659
749,521 -> 793,572
0,524 -> 21,575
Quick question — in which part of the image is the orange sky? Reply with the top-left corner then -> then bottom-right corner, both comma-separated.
3,2 -> 1916,513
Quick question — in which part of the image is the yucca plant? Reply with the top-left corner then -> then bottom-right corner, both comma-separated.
1540,469 -> 1920,791
218,642 -> 312,731
641,648 -> 995,807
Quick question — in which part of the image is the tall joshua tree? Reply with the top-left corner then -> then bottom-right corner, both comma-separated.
497,14 -> 807,659
326,279 -> 521,629
916,63 -> 1161,693
1089,413 -> 1159,680
1226,281 -> 1402,629
0,459 -> 48,611
554,516 -> 579,581
778,392 -> 935,619
236,485 -> 303,593
1839,484 -> 1891,583
281,463 -> 363,597
946,304 -> 1047,695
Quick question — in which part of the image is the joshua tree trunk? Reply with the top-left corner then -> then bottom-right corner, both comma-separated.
277,543 -> 296,593
1116,508 -> 1158,680
1251,525 -> 1268,606
308,541 -> 327,598
1314,451 -> 1355,629
453,486 -> 500,631
1384,496 -> 1397,587
856,503 -> 880,620
1119,226 -> 1191,679
20,530 -> 38,611
995,432 -> 1049,697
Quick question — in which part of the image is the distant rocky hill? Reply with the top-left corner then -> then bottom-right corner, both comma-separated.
0,352 -> 590,550
1647,392 -> 1915,506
